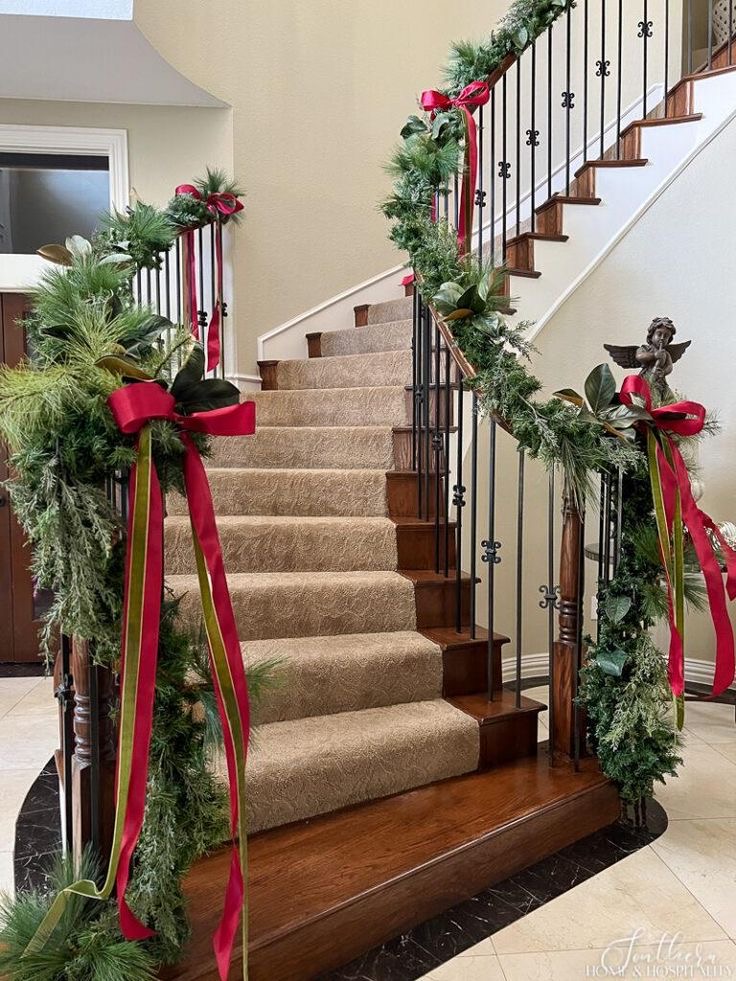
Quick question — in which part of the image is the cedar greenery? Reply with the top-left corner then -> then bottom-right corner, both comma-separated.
0,174 -> 266,979
382,1 -> 688,806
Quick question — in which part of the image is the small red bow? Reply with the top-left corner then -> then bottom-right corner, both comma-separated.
175,183 -> 244,220
419,81 -> 490,253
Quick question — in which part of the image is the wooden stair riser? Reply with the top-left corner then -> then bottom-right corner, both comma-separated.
386,471 -> 441,519
667,78 -> 695,117
354,303 -> 370,327
534,196 -> 601,236
573,159 -> 648,199
305,331 -> 322,357
404,386 -> 454,428
411,575 -> 471,630
479,711 -> 539,768
395,520 -> 456,570
438,633 -> 506,697
257,359 -> 279,390
505,235 -> 534,272
393,426 -> 453,472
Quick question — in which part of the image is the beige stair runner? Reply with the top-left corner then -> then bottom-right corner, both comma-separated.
168,293 -> 479,833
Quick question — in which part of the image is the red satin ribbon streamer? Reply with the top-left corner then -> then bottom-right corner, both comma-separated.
620,375 -> 736,695
420,81 -> 490,253
175,185 -> 244,373
108,382 -> 255,978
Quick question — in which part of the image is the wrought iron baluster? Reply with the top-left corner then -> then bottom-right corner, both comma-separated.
515,449 -> 525,708
515,59 -> 522,238
547,25 -> 554,200
57,633 -> 74,854
476,104 -> 485,261
469,392 -> 479,640
411,287 -> 419,477
501,73 -> 508,262
664,0 -> 670,118
423,303 -> 432,527
574,506 -> 586,771
197,227 -> 207,343
583,0 -> 589,163
454,373 -> 465,633
482,420 -> 500,699
688,0 -> 694,74
443,338 -> 451,579
434,321 -> 442,574
730,0 -> 734,67
529,40 -> 538,220
490,88 -> 497,268
599,0 -> 610,159
708,0 -> 714,71
596,469 -> 607,643
175,236 -> 182,329
545,468 -> 557,758
217,223 -> 227,378
564,6 -> 573,195
617,0 -> 624,154
640,0 -> 653,118
209,223 -> 217,376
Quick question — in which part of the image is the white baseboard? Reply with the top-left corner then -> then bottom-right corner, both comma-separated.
504,652 -> 735,690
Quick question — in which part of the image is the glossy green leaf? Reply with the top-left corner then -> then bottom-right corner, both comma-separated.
605,594 -> 632,624
584,363 -> 617,414
596,648 -> 628,677
552,388 -> 584,407
96,357 -> 153,380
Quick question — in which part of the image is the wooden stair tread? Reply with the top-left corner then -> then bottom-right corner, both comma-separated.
174,752 -> 617,979
574,158 -> 648,178
506,267 -> 542,279
623,112 -> 703,134
449,690 -> 546,724
506,231 -> 568,246
422,625 -> 510,648
535,194 -> 601,214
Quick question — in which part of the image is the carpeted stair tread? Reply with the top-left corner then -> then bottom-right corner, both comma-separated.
274,349 -> 411,390
367,296 -> 413,325
243,631 -> 442,725
319,319 -> 412,357
252,385 -> 408,427
171,570 -> 416,641
167,467 -> 389,517
208,426 -> 395,470
234,699 -> 479,832
165,515 -> 397,574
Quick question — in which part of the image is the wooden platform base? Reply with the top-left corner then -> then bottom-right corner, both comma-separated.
167,751 -> 619,981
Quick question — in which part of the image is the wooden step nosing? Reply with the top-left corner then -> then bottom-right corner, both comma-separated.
534,195 -> 601,215
574,158 -> 648,179
247,762 -> 615,951
505,232 -> 569,247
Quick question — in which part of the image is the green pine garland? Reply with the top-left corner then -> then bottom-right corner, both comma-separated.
382,2 -> 692,807
0,174 -> 272,979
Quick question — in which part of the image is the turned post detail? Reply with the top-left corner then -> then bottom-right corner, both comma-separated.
71,637 -> 117,866
551,494 -> 587,762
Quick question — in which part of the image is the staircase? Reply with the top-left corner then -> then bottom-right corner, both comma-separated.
167,295 -> 545,835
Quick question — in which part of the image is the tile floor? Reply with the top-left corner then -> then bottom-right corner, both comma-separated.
0,674 -> 58,895
0,677 -> 734,981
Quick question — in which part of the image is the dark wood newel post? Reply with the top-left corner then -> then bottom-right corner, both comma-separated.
71,637 -> 116,866
551,492 -> 587,762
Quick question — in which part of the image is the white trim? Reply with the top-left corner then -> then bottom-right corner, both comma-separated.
504,652 -> 735,690
231,372 -> 262,385
531,78 -> 736,337
0,123 -> 129,292
257,262 -> 406,361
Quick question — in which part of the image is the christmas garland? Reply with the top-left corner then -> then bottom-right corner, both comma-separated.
0,173 -> 270,980
381,1 -> 736,806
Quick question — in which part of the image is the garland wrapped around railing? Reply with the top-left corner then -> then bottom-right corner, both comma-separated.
383,0 -> 736,803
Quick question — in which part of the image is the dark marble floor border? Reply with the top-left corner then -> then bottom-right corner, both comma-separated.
13,680 -> 667,981
0,662 -> 46,678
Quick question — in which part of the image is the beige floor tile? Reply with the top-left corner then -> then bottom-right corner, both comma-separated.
0,714 -> 58,771
0,851 -> 14,897
491,848 -> 725,954
0,677 -> 43,719
655,741 -> 736,819
714,743 -> 736,764
498,939 -> 736,980
682,699 -> 736,746
0,768 -> 46,852
424,953 -> 507,980
7,677 -> 57,718
651,818 -> 736,939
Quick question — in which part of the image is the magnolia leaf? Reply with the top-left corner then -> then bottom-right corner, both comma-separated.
171,344 -> 205,401
605,594 -> 632,624
596,648 -> 628,678
176,378 -> 240,415
66,235 -> 92,257
553,388 -> 584,407
457,284 -> 478,311
99,252 -> 133,266
433,281 -> 465,314
400,115 -> 427,139
601,420 -> 637,442
37,244 -> 73,266
584,363 -> 616,414
444,308 -> 474,321
96,356 -> 153,380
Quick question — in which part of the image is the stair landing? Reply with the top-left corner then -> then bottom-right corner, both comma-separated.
167,750 -> 619,981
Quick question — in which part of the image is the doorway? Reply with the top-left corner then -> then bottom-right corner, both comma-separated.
0,292 -> 42,664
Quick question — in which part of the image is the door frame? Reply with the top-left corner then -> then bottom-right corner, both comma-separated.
0,123 -> 129,291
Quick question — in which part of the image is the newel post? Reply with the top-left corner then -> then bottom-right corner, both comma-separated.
551,492 -> 587,762
71,637 -> 117,866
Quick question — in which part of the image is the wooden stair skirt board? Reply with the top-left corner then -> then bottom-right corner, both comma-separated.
168,752 -> 619,981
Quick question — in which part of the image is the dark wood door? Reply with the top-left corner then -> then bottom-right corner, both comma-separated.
0,293 -> 42,663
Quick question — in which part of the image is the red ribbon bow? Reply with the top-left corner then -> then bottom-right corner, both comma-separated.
620,375 -> 736,696
108,382 -> 255,980
420,81 -> 490,252
175,185 -> 244,374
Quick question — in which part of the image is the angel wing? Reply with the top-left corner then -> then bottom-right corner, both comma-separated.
668,340 -> 691,364
603,343 -> 639,369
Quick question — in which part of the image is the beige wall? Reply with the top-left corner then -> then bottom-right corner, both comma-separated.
0,99 -> 232,210
527,112 -> 736,668
134,0 -> 510,374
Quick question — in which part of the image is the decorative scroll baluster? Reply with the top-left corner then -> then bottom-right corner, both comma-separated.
454,375 -> 465,633
617,0 -> 624,153
56,633 -> 74,853
490,88 -> 496,268
547,25 -> 554,200
482,420 -> 500,699
529,40 -> 538,219
476,105 -> 485,261
501,72 -> 509,261
599,0 -> 610,159
563,6 -> 573,194
515,60 -> 522,238
515,449 -> 525,708
640,0 -> 653,117
469,392 -> 479,640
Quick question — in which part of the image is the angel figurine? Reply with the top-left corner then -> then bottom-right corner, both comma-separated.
604,317 -> 691,401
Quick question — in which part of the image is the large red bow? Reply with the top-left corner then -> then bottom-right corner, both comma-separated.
109,382 -> 254,980
420,81 -> 490,253
620,375 -> 736,696
175,185 -> 244,374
